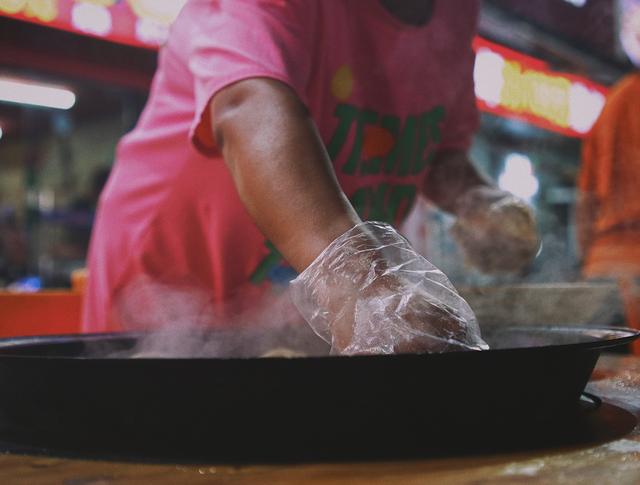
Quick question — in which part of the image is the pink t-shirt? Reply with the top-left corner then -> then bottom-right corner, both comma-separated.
84,0 -> 479,332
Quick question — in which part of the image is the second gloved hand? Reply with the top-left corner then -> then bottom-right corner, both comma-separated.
451,186 -> 539,274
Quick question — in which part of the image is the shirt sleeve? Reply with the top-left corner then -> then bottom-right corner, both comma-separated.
181,0 -> 316,157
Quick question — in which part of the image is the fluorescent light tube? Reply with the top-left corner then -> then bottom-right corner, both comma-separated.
0,78 -> 76,110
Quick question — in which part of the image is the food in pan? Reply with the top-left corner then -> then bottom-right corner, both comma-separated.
261,347 -> 308,358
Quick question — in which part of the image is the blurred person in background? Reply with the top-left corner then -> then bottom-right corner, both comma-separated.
44,166 -> 113,288
0,212 -> 28,287
67,166 -> 112,256
577,0 -> 640,342
85,0 -> 538,355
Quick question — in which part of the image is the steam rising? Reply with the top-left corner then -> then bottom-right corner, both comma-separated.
88,275 -> 329,359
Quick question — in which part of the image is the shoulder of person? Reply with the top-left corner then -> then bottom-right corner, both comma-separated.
587,72 -> 640,141
609,73 -> 640,100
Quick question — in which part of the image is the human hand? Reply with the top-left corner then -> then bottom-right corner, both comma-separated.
451,186 -> 539,274
289,222 -> 488,355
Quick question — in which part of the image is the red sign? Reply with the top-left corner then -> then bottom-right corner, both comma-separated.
472,37 -> 609,137
0,0 -> 186,49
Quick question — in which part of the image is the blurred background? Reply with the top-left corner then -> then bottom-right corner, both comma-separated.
0,0 -> 638,333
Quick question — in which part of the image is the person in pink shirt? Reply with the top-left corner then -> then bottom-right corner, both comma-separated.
84,0 -> 538,354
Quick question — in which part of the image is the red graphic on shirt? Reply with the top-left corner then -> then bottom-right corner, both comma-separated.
362,125 -> 396,160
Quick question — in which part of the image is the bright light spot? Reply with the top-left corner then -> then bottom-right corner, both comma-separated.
38,189 -> 55,212
498,153 -> 539,201
474,48 -> 505,107
620,3 -> 640,67
569,83 -> 605,134
128,0 -> 188,25
71,3 -> 112,36
135,17 -> 170,46
0,78 -> 76,110
563,0 -> 587,6
0,126 -> 3,140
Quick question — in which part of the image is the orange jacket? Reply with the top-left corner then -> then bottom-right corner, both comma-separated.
579,73 -> 640,277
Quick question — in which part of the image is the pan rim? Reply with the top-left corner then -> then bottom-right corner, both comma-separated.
0,325 -> 635,361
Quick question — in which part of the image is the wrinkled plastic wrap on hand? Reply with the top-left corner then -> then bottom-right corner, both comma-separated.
452,186 -> 539,274
290,222 -> 489,355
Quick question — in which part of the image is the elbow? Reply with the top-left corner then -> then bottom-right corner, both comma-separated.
211,78 -> 310,149
210,84 -> 255,154
210,79 -> 311,178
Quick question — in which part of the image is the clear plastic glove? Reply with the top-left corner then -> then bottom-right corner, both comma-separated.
451,186 -> 539,274
289,221 -> 488,355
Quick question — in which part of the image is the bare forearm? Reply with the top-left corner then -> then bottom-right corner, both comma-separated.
211,78 -> 360,272
422,150 -> 489,214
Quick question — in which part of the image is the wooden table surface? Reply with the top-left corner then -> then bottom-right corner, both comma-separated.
2,354 -> 640,485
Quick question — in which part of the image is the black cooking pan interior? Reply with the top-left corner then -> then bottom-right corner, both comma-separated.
0,326 -> 636,462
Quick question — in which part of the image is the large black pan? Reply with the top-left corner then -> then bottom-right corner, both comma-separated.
0,326 -> 636,462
